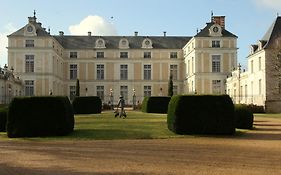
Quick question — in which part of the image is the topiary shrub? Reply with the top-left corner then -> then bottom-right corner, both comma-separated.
72,96 -> 102,114
235,104 -> 254,129
141,96 -> 171,114
0,107 -> 8,132
167,95 -> 235,135
7,96 -> 74,138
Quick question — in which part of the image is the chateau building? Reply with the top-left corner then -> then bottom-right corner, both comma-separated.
7,13 -> 237,104
226,17 -> 281,113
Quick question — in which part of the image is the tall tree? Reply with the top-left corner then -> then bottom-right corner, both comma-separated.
76,79 -> 80,96
168,75 -> 173,96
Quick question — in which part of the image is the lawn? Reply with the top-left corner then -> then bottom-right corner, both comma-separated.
0,111 -> 183,140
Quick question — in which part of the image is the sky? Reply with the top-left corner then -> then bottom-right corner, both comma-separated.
1,0 -> 281,69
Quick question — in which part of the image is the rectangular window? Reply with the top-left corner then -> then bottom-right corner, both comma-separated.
120,86 -> 128,102
279,81 -> 281,94
96,86 -> 104,101
212,40 -> 220,48
25,40 -> 34,47
96,64 -> 104,80
170,65 -> 178,80
144,86 -> 152,97
120,65 -> 128,80
96,52 -> 104,58
212,55 -> 221,72
70,64 -> 77,79
245,85 -> 248,99
258,57 -> 261,71
170,52 -> 177,59
120,52 -> 128,58
144,52 -> 151,59
212,80 -> 221,94
70,52 -> 77,58
25,55 -> 34,72
144,65 -> 151,80
25,80 -> 34,96
69,86 -> 76,100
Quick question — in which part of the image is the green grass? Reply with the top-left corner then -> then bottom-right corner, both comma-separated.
0,111 -> 183,140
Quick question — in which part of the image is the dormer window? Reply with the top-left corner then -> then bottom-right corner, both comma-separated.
95,38 -> 106,49
142,38 -> 153,49
209,24 -> 222,37
119,38 -> 129,49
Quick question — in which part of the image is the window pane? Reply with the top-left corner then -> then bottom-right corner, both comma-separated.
25,80 -> 34,96
144,86 -> 151,97
120,86 -> 128,102
120,65 -> 128,80
69,86 -> 76,100
70,52 -> 77,58
97,64 -> 104,80
120,52 -> 128,58
70,64 -> 77,79
170,52 -> 177,59
170,65 -> 178,80
212,40 -> 220,48
97,86 -> 104,101
212,80 -> 221,94
144,65 -> 151,80
144,52 -> 151,59
25,55 -> 34,72
97,52 -> 104,58
25,40 -> 34,47
212,55 -> 221,72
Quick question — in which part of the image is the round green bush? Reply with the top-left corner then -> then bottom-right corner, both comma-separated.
72,96 -> 102,114
167,95 -> 235,135
7,96 -> 74,138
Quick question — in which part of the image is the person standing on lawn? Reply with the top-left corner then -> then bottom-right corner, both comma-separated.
116,96 -> 126,118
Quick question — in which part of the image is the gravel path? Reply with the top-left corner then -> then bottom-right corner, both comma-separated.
0,117 -> 281,175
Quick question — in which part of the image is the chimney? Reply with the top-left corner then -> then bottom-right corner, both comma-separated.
88,31 -> 91,36
212,16 -> 225,29
134,31 -> 138,36
163,31 -> 167,37
59,31 -> 64,36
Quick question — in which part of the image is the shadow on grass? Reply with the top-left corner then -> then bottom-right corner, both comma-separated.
69,129 -> 154,140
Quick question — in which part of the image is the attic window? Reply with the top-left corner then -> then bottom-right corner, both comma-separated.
119,38 -> 129,49
142,38 -> 153,49
95,38 -> 106,49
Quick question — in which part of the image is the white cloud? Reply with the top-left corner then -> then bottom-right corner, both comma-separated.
253,0 -> 281,10
0,23 -> 16,67
69,15 -> 117,36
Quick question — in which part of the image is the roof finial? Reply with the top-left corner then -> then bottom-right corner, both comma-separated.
48,27 -> 50,34
211,10 -> 214,22
277,12 -> 279,17
33,10 -> 36,17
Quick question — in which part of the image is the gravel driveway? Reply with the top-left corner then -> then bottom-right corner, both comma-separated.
0,116 -> 281,175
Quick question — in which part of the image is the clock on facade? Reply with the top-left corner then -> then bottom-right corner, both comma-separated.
27,26 -> 33,32
213,26 -> 219,33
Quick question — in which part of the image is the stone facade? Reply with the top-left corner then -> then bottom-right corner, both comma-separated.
7,14 -> 237,105
226,17 -> 281,113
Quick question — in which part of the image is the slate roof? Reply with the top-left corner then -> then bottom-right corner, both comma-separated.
53,36 -> 191,49
195,22 -> 237,38
8,21 -> 50,37
262,16 -> 281,49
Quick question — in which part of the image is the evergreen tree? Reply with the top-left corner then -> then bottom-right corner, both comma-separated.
76,79 -> 80,96
168,75 -> 173,96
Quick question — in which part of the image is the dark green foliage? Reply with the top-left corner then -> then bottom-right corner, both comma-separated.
0,107 -> 8,132
142,96 -> 171,114
7,96 -> 74,138
76,79 -> 80,97
245,104 -> 265,113
72,96 -> 102,114
167,95 -> 235,135
235,104 -> 254,129
168,75 -> 173,96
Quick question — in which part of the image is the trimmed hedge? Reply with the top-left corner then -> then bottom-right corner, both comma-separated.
245,104 -> 265,113
235,104 -> 254,129
7,96 -> 74,138
0,107 -> 8,132
72,96 -> 102,114
141,96 -> 171,114
167,95 -> 235,135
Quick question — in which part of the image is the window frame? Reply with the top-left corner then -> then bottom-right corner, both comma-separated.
25,55 -> 34,73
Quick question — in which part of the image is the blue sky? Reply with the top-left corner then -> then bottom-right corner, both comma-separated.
1,0 -> 281,68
